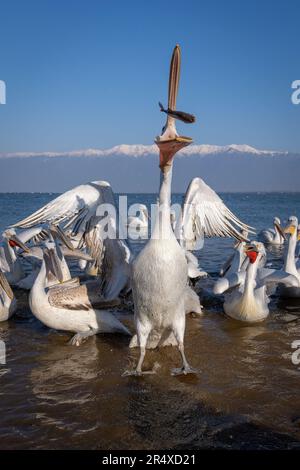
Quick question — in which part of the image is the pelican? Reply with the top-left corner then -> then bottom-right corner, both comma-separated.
258,217 -> 285,245
126,45 -> 252,376
127,204 -> 149,230
29,246 -> 130,346
0,228 -> 30,285
277,216 -> 300,298
12,180 -> 132,298
213,242 -> 298,322
0,270 -> 17,321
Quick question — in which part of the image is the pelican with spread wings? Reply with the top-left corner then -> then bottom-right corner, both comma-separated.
12,181 -> 132,299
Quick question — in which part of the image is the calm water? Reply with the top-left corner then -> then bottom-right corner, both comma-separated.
0,192 -> 300,450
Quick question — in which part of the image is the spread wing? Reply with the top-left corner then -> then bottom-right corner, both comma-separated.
176,177 -> 255,250
12,181 -> 114,235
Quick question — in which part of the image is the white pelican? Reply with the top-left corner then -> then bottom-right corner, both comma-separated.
29,246 -> 130,346
0,270 -> 17,321
12,181 -> 132,299
127,204 -> 149,230
277,216 -> 300,298
0,229 -> 30,285
126,45 -> 252,376
213,242 -> 298,322
258,217 -> 285,245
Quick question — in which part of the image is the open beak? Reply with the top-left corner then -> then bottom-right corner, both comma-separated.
0,271 -> 14,300
44,248 -> 64,283
155,45 -> 192,170
156,136 -> 193,170
274,222 -> 286,240
50,225 -> 74,250
9,235 -> 30,253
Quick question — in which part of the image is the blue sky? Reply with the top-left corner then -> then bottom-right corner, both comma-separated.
0,0 -> 299,153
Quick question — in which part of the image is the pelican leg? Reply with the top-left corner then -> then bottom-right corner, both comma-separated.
171,317 -> 199,376
69,328 -> 98,346
122,321 -> 157,376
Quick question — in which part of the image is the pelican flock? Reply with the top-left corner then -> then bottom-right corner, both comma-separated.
0,45 -> 299,377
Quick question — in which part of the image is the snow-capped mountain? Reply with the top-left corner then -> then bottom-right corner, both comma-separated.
0,144 -> 298,192
0,143 -> 290,159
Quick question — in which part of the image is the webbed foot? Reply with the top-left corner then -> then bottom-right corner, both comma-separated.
69,329 -> 97,346
171,365 -> 199,376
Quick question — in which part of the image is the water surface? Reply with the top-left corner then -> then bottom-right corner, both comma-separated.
0,192 -> 300,449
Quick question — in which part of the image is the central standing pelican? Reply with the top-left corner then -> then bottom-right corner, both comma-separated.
126,45 -> 252,376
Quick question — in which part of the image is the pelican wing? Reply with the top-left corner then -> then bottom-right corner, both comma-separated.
48,283 -> 120,310
176,177 -> 255,250
213,271 -> 246,295
257,268 -> 299,288
12,181 -> 113,234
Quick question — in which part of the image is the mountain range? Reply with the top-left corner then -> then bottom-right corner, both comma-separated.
0,144 -> 299,192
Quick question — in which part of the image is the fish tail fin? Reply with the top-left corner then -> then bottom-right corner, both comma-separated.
158,102 -> 165,112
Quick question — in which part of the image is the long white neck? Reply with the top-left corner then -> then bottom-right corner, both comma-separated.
284,233 -> 298,277
4,241 -> 17,266
29,259 -> 50,319
243,261 -> 258,298
151,167 -> 174,240
273,224 -> 283,243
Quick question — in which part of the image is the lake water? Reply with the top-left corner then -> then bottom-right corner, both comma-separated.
0,192 -> 300,449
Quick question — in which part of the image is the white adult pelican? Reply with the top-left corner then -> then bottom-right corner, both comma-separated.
0,270 -> 17,321
0,229 -> 30,285
29,246 -> 130,346
213,242 -> 298,322
277,216 -> 300,298
12,181 -> 132,299
258,217 -> 285,245
126,45 -> 252,376
127,204 -> 149,230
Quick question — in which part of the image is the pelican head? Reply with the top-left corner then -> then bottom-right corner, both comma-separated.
284,216 -> 298,237
272,217 -> 286,240
49,224 -> 74,250
2,228 -> 30,253
155,45 -> 193,171
244,241 -> 266,264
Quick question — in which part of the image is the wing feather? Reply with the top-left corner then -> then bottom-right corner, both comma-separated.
12,181 -> 113,232
177,177 -> 255,250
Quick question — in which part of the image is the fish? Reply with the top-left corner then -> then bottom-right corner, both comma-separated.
158,102 -> 196,123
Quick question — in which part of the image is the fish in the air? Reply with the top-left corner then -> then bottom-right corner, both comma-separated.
158,102 -> 196,123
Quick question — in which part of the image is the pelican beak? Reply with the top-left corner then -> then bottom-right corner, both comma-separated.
61,247 -> 94,261
274,222 -> 286,240
284,224 -> 296,236
155,45 -> 192,171
44,248 -> 64,283
50,225 -> 74,250
8,235 -> 30,253
244,244 -> 259,264
0,271 -> 14,300
156,137 -> 193,171
298,231 -> 300,241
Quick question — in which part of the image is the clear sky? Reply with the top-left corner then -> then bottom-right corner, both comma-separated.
0,0 -> 299,153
